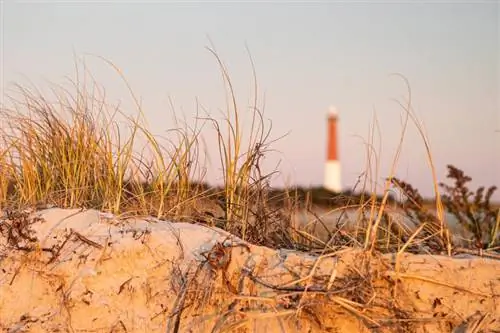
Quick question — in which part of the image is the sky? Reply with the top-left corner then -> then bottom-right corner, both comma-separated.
1,1 -> 499,200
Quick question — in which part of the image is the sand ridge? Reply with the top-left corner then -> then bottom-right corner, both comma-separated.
1,208 -> 499,332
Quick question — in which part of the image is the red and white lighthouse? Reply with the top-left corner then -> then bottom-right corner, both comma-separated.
324,106 -> 342,193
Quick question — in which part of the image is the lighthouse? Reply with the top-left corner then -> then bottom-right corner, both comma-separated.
324,106 -> 342,193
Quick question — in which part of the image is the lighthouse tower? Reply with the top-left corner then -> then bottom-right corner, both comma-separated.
324,106 -> 342,193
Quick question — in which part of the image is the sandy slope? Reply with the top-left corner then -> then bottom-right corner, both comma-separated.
0,208 -> 499,333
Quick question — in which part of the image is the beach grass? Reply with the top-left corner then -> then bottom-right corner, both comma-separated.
0,51 -> 498,255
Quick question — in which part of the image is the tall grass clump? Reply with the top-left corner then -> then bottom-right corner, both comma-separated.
0,63 -> 204,220
335,73 -> 499,255
1,82 -> 129,210
0,51 -> 300,249
362,74 -> 450,255
202,46 -> 296,247
295,74 -> 458,257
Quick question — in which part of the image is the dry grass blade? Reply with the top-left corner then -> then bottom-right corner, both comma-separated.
384,271 -> 495,298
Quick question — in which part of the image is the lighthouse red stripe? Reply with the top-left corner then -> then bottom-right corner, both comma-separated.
327,116 -> 338,161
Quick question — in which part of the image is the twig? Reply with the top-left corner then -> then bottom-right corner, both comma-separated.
453,247 -> 500,260
117,277 -> 133,295
71,229 -> 103,249
165,262 -> 203,333
241,266 -> 356,294
385,271 -> 497,297
47,230 -> 74,264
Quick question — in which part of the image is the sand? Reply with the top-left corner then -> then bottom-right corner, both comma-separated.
1,208 -> 499,333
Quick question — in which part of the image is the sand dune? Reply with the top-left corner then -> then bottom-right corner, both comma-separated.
1,208 -> 499,332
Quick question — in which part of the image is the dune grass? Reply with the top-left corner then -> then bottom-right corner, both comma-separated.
0,51 -> 498,256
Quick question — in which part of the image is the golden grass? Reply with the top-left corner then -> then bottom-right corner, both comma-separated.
1,49 -> 496,253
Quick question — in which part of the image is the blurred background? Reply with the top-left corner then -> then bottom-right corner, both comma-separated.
2,1 -> 499,200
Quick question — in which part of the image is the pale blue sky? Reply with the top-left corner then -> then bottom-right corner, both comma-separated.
2,1 -> 499,199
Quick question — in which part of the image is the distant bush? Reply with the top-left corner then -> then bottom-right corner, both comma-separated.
392,165 -> 499,252
439,165 -> 499,249
266,186 -> 397,209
